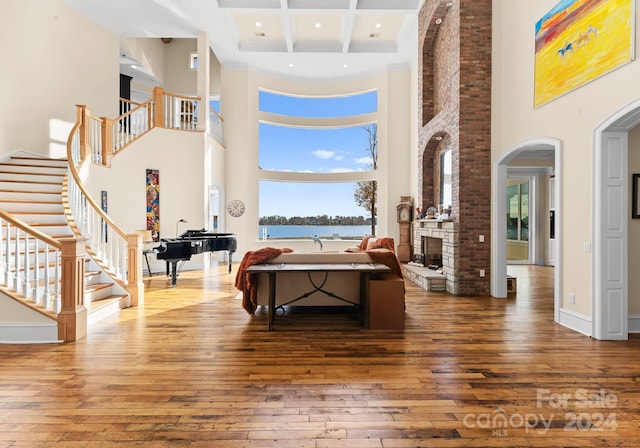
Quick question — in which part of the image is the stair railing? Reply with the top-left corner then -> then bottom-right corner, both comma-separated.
0,210 -> 88,341
84,87 -> 207,169
209,105 -> 224,145
0,210 -> 62,313
66,107 -> 143,308
63,87 -> 212,309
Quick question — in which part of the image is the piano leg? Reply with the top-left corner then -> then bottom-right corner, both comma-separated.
228,252 -> 233,274
169,260 -> 179,287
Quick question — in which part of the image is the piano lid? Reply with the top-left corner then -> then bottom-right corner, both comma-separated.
179,229 -> 236,239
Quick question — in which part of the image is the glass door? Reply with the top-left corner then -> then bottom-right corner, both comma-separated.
507,179 -> 530,262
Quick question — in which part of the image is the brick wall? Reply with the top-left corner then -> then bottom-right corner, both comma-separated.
417,0 -> 492,296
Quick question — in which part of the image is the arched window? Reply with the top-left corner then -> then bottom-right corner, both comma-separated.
258,89 -> 378,240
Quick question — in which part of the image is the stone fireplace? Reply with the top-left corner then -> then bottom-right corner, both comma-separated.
413,219 -> 459,294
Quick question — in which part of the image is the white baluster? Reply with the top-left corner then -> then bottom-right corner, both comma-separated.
53,248 -> 61,314
0,221 -> 5,285
13,228 -> 20,293
43,245 -> 51,310
32,238 -> 40,305
4,222 -> 11,286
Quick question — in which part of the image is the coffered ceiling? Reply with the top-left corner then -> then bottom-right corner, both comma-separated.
65,0 -> 425,80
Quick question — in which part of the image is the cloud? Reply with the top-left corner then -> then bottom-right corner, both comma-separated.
313,150 -> 336,159
334,155 -> 345,161
354,156 -> 373,165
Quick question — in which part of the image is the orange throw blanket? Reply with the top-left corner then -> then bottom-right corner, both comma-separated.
366,249 -> 403,280
235,247 -> 293,315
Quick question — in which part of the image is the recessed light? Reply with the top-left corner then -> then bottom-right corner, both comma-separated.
375,23 -> 382,29
255,21 -> 262,27
446,1 -> 453,6
343,64 -> 348,68
435,18 -> 443,24
288,63 -> 294,68
315,22 -> 321,28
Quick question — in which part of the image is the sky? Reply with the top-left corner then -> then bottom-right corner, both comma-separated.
257,90 -> 378,218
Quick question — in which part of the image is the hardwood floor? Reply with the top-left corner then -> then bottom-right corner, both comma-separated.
1,263 -> 640,447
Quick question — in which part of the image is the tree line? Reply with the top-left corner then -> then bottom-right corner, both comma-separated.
259,215 -> 372,226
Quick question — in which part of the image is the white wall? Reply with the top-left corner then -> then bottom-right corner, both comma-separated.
85,129 -> 208,237
0,0 -> 119,159
0,294 -> 56,324
121,37 -> 166,87
492,0 -> 640,317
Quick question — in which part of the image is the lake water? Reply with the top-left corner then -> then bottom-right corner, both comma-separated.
258,225 -> 374,240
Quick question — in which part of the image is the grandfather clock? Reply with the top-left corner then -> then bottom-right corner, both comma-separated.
396,196 -> 413,263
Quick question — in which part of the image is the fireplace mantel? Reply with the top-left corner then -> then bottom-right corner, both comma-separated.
413,220 -> 459,294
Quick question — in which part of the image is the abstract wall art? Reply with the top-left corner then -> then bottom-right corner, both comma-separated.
534,0 -> 635,108
146,169 -> 160,242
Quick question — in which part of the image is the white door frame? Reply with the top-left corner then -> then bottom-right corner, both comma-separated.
492,138 -> 562,324
592,98 -> 640,340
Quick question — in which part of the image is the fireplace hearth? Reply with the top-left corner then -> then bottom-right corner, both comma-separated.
413,219 -> 459,294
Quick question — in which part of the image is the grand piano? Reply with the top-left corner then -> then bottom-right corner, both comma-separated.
154,229 -> 237,287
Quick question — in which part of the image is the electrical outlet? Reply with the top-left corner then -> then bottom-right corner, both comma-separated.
568,293 -> 575,304
479,235 -> 485,243
480,269 -> 486,277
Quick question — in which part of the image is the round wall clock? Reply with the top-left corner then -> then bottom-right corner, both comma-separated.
227,199 -> 245,217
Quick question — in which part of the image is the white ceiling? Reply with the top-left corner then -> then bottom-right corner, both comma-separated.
65,0 -> 425,81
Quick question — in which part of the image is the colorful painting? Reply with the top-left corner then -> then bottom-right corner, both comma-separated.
534,0 -> 635,108
101,190 -> 108,243
146,169 -> 160,242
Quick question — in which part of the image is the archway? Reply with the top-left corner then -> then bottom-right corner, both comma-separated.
593,98 -> 640,340
492,138 -> 562,323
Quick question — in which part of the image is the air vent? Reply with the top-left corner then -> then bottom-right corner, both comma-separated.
255,32 -> 266,37
369,33 -> 381,38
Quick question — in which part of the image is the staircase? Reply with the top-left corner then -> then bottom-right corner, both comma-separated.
0,152 -> 128,342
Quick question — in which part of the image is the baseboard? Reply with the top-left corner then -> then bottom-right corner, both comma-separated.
628,315 -> 640,333
0,322 -> 60,344
558,308 -> 592,336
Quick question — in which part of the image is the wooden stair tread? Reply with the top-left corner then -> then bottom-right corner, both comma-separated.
0,179 -> 62,185
9,156 -> 67,163
0,189 -> 61,194
0,198 -> 60,204
7,211 -> 65,216
85,283 -> 114,293
85,295 -> 127,311
0,170 -> 65,177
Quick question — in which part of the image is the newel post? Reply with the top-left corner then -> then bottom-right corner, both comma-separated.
126,233 -> 144,307
76,105 -> 91,163
101,117 -> 114,167
57,238 -> 87,342
153,86 -> 165,128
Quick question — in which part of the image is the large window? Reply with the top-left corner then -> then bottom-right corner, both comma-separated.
440,149 -> 452,208
259,123 -> 375,173
258,89 -> 378,239
259,89 -> 377,117
258,181 -> 373,240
